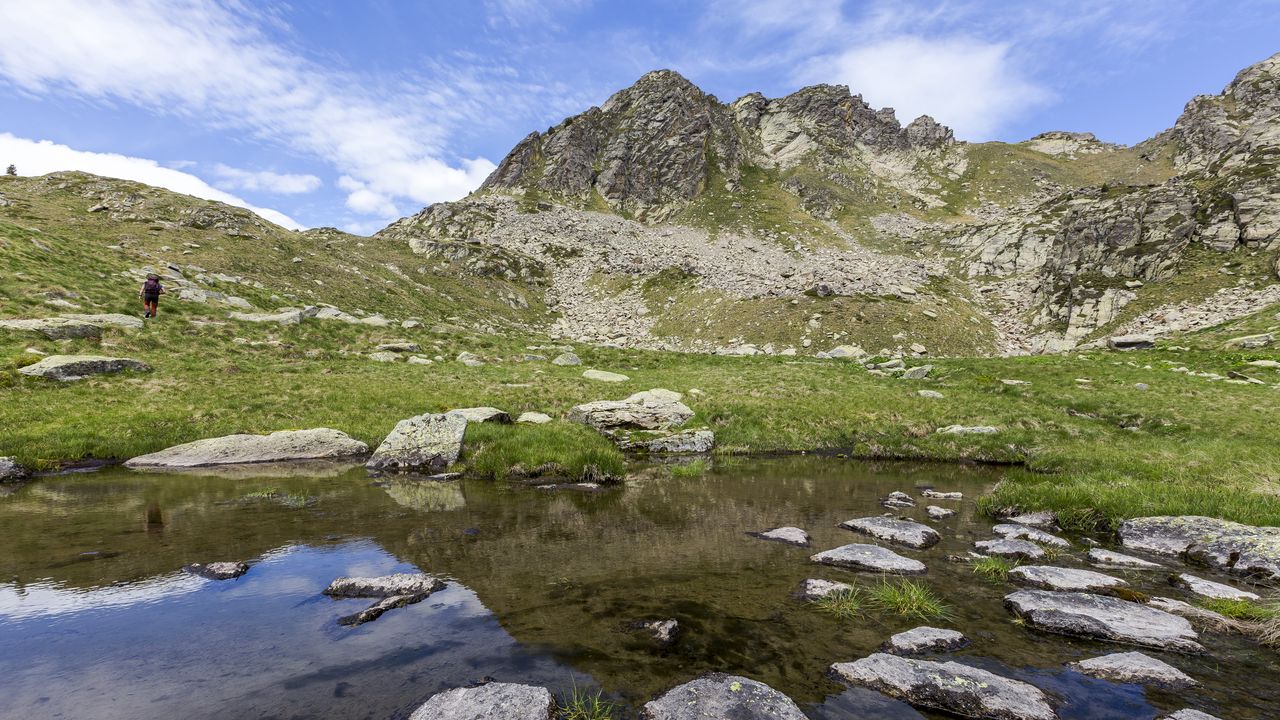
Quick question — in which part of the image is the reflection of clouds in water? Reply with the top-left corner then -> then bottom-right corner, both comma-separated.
0,571 -> 205,620
382,480 -> 466,512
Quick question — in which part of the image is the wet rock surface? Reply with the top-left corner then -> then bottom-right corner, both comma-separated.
841,516 -> 941,549
366,413 -> 467,473
125,429 -> 368,468
323,573 -> 446,598
642,673 -> 806,720
1068,651 -> 1198,689
810,543 -> 927,574
1171,573 -> 1260,600
1008,566 -> 1128,592
992,524 -> 1070,547
1004,590 -> 1204,653
409,682 -> 556,720
975,539 -> 1045,560
882,627 -> 970,655
19,354 -> 151,381
1087,548 -> 1161,569
927,505 -> 956,520
1119,515 -> 1280,581
831,653 -> 1056,720
796,578 -> 853,601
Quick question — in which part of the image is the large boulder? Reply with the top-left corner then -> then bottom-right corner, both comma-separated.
19,355 -> 151,381
831,653 -> 1055,720
410,682 -> 556,720
1119,515 -> 1280,581
810,543 -> 927,575
1004,590 -> 1203,653
125,428 -> 368,468
840,517 -> 940,549
642,673 -> 805,720
366,413 -> 466,473
1068,651 -> 1197,689
0,457 -> 31,483
569,391 -> 694,431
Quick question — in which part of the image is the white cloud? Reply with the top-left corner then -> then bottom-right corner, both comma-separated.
0,0 -> 494,216
805,36 -> 1054,140
212,164 -> 321,195
0,133 -> 303,229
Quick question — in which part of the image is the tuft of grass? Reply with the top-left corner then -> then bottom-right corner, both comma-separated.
814,588 -> 865,621
1198,598 -> 1280,622
464,423 -> 625,483
242,487 -> 281,500
867,580 -> 952,621
972,556 -> 1017,581
559,683 -> 616,720
671,459 -> 708,478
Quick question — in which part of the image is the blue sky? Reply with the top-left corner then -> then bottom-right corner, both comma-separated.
1,0 -> 1277,233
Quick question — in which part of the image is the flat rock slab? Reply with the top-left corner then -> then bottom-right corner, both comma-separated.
1004,590 -> 1203,653
568,399 -> 693,431
20,355 -> 151,381
992,524 -> 1070,548
1145,597 -> 1236,631
882,627 -> 970,655
797,578 -> 854,601
882,491 -> 916,507
60,313 -> 145,329
184,561 -> 249,580
922,489 -> 963,499
749,526 -> 811,547
842,517 -> 941,549
831,653 -> 1055,720
811,543 -> 927,575
517,412 -> 552,424
126,428 -> 367,468
1008,566 -> 1128,592
642,673 -> 806,720
1159,710 -> 1222,720
1087,549 -> 1161,569
366,413 -> 467,473
0,317 -> 102,339
1172,573 -> 1260,600
446,406 -> 512,424
583,369 -> 630,382
975,539 -> 1045,561
410,682 -> 556,720
927,506 -> 956,520
937,425 -> 998,435
1068,651 -> 1197,689
324,573 -> 446,598
1119,515 -> 1280,581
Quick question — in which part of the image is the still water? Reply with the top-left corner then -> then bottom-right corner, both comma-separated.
0,458 -> 1273,719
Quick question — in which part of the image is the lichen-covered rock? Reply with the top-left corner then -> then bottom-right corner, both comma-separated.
1008,566 -> 1128,592
881,627 -> 970,655
445,407 -> 512,424
366,413 -> 467,473
1068,651 -> 1198,689
642,673 -> 806,720
749,526 -> 810,547
569,394 -> 693,431
992,524 -> 1070,548
410,682 -> 556,720
1119,515 -> 1280,581
183,561 -> 249,580
323,573 -> 446,598
125,428 -> 367,468
831,653 -> 1055,720
1171,573 -> 1260,600
19,355 -> 151,381
840,516 -> 941,549
617,429 -> 714,453
810,543 -> 927,575
1004,590 -> 1204,653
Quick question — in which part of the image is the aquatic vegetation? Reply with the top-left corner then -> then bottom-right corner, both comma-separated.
814,588 -> 865,620
1198,597 -> 1280,622
671,459 -> 708,478
867,580 -> 951,621
971,556 -> 1017,581
560,683 -> 617,720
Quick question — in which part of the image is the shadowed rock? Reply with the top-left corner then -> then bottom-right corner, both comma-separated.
0,457 -> 31,483
366,413 -> 467,473
183,561 -> 249,580
446,407 -> 512,424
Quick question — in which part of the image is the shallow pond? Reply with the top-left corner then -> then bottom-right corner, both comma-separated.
0,457 -> 1275,719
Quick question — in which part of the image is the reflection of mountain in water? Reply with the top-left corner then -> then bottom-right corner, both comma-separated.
381,479 -> 466,512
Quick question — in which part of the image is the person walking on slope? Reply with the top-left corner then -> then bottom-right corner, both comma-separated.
139,273 -> 166,318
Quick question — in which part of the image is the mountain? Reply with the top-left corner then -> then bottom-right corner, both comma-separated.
381,54 -> 1280,356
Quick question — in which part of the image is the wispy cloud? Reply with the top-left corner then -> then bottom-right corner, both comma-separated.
0,133 -> 303,229
0,0 -> 494,219
212,164 -> 321,195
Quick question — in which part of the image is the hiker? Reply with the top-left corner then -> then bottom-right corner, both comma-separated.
139,273 -> 166,318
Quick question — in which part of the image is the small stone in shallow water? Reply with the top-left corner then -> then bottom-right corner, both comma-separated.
1171,573 -> 1260,601
642,673 -> 806,720
975,538 -> 1045,560
749,526 -> 811,547
1068,651 -> 1198,689
410,682 -> 556,720
810,543 -> 927,575
927,505 -> 955,520
632,618 -> 679,645
1006,511 -> 1057,529
840,516 -> 940,549
831,653 -> 1055,720
796,578 -> 854,601
881,490 -> 916,508
921,489 -> 962,499
1008,565 -> 1128,592
1087,548 -> 1161,569
992,524 -> 1070,547
881,627 -> 969,655
183,561 -> 249,580
1158,710 -> 1223,720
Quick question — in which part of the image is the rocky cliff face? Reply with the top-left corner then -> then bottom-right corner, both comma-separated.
396,54 -> 1280,356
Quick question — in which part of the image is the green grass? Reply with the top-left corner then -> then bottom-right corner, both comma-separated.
814,588 -> 865,621
559,684 -> 617,720
971,556 -> 1018,581
1198,598 -> 1280,622
866,580 -> 951,621
464,422 -> 625,482
670,459 -> 708,478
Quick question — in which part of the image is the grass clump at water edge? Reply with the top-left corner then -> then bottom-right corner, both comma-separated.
559,682 -> 617,720
867,579 -> 952,621
1197,598 -> 1280,622
814,588 -> 865,620
972,556 -> 1018,581
671,459 -> 708,478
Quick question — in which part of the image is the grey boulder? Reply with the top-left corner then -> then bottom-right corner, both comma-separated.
619,429 -> 714,453
0,457 -> 31,483
1068,651 -> 1197,689
551,352 -> 582,366
1087,549 -> 1161,569
20,355 -> 151,381
1171,573 -> 1260,600
0,317 -> 102,339
882,627 -> 970,655
1004,590 -> 1203,653
831,653 -> 1055,720
1008,566 -> 1128,592
446,407 -> 512,424
367,413 -> 467,473
126,428 -> 368,468
184,561 -> 249,580
841,516 -> 941,549
516,412 -> 553,424
1119,515 -> 1280,581
1158,711 -> 1222,720
569,392 -> 693,431
975,539 -> 1045,560
811,543 -> 927,575
323,573 -> 446,598
796,578 -> 854,601
1108,334 -> 1155,350
642,673 -> 805,720
992,524 -> 1070,547
410,682 -> 556,720
583,369 -> 630,382
927,506 -> 956,520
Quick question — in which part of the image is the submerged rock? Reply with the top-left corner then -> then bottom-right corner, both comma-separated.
922,489 -> 963,499
841,516 -> 941,549
366,413 -> 467,473
992,524 -> 1070,547
410,682 -> 556,720
796,578 -> 854,601
125,428 -> 368,468
1171,573 -> 1260,600
1008,566 -> 1128,592
1119,515 -> 1280,581
338,594 -> 425,627
975,539 -> 1045,560
1068,651 -> 1198,689
632,618 -> 679,645
1087,549 -> 1161,569
20,354 -> 151,381
446,406 -> 512,424
831,653 -> 1055,720
1004,590 -> 1203,653
882,627 -> 970,655
642,673 -> 806,720
0,457 -> 31,483
927,505 -> 956,520
324,573 -> 446,598
183,561 -> 249,580
749,526 -> 811,547
811,543 -> 927,575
